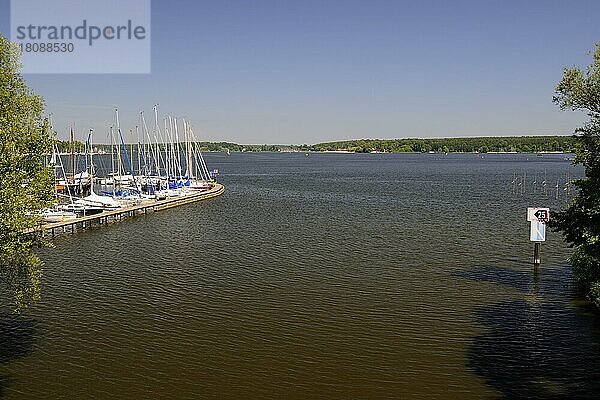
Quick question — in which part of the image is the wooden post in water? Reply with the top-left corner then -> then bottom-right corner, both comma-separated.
533,242 -> 541,270
528,207 -> 549,272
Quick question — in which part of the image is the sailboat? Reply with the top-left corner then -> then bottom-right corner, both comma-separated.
183,120 -> 215,192
56,126 -> 92,197
40,120 -> 79,223
94,107 -> 218,199
59,129 -> 124,215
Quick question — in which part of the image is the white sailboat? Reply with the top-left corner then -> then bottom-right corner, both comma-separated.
41,126 -> 79,223
95,107 -> 218,199
60,129 -> 124,215
184,120 -> 215,192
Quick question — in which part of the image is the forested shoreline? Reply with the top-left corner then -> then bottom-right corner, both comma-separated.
56,135 -> 576,154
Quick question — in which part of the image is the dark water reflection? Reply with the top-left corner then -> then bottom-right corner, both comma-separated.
470,299 -> 600,399
459,265 -> 600,399
0,153 -> 597,399
0,315 -> 37,398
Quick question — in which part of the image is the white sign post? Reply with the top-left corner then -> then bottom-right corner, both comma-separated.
527,207 -> 550,268
527,207 -> 550,225
530,221 -> 546,242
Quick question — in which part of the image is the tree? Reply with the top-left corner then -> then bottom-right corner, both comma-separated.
0,35 -> 54,311
550,43 -> 600,306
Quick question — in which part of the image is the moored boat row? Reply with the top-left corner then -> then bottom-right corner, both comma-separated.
40,107 -> 219,223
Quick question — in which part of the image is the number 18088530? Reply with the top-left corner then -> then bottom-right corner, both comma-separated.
19,42 -> 75,53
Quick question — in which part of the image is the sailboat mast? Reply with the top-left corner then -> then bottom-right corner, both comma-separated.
51,144 -> 58,200
115,109 -> 123,182
164,118 -> 170,181
184,121 -> 189,178
199,138 -> 211,180
136,125 -> 142,176
167,116 -> 174,179
109,126 -> 116,196
70,126 -> 75,183
88,129 -> 95,188
173,117 -> 183,179
185,120 -> 193,178
129,128 -> 134,171
153,105 -> 162,178
141,111 -> 157,177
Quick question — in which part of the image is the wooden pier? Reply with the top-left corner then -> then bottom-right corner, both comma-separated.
32,183 -> 225,237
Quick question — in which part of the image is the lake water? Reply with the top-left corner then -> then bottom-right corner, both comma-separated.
2,153 -> 600,399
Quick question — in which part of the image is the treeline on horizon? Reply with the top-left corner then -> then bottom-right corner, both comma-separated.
55,136 -> 577,154
310,136 -> 576,153
53,140 -> 282,153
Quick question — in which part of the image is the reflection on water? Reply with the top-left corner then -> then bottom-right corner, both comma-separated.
0,153 -> 597,399
460,266 -> 600,399
0,315 -> 37,398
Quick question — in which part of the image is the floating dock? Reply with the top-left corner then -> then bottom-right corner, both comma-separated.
31,183 -> 224,237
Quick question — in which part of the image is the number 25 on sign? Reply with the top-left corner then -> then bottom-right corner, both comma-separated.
527,207 -> 549,242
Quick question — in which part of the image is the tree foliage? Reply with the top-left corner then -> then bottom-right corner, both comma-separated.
85,136 -> 575,154
0,35 -> 54,311
79,135 -> 577,154
310,136 -> 575,153
550,43 -> 600,306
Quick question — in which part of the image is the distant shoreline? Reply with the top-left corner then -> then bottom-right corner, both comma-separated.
58,135 -> 577,155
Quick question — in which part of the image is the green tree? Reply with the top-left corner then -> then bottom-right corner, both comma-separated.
550,43 -> 600,306
0,35 -> 54,311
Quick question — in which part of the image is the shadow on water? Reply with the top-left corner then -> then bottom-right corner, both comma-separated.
457,266 -> 600,399
455,265 -> 574,295
0,314 -> 37,399
455,266 -> 533,292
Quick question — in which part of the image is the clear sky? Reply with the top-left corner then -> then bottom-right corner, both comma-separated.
1,0 -> 599,144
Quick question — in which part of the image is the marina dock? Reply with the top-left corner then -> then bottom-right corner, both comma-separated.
31,183 -> 225,237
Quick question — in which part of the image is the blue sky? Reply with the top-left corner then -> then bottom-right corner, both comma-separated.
1,0 -> 599,144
